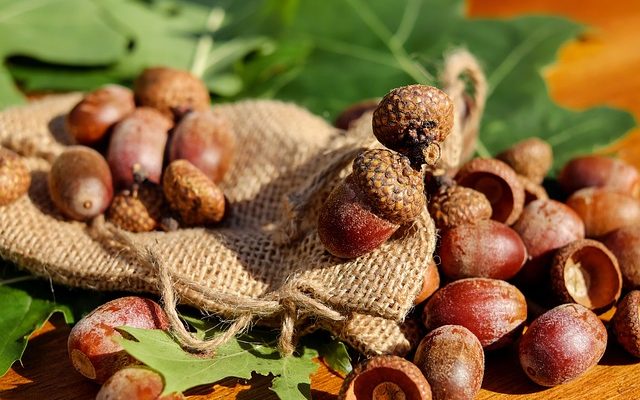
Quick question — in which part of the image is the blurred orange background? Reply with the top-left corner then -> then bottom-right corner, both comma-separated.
468,0 -> 640,168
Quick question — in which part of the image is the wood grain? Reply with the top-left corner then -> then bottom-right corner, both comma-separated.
2,0 -> 640,399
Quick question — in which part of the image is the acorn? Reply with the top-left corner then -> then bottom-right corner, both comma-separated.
49,146 -> 113,221
134,67 -> 210,121
168,109 -> 236,183
427,184 -> 492,230
318,149 -> 425,258
0,147 -> 31,206
66,85 -> 135,145
496,138 -> 553,184
372,85 -> 454,167
107,182 -> 164,232
162,160 -> 225,226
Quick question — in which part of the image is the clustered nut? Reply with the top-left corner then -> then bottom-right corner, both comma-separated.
519,304 -> 607,387
163,160 -> 226,226
603,226 -> 640,289
413,325 -> 484,400
49,146 -> 114,221
134,67 -> 210,121
318,148 -> 425,258
558,155 -> 640,196
496,138 -> 553,184
48,66 -> 235,231
566,187 -> 640,238
68,296 -> 169,383
427,184 -> 492,230
612,291 -> 640,358
0,147 -> 31,206
414,260 -> 440,305
66,85 -> 135,145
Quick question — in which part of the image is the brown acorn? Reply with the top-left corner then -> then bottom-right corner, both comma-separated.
66,85 -> 135,145
496,138 -> 553,184
372,85 -> 454,167
134,67 -> 210,120
168,110 -> 236,183
318,149 -> 425,258
427,184 -> 492,230
107,182 -> 164,232
0,147 -> 31,206
162,160 -> 225,226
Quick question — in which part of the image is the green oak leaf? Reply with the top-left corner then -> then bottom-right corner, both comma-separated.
302,332 -> 352,377
247,0 -> 636,170
0,284 -> 72,376
118,326 -> 319,399
0,0 -> 129,107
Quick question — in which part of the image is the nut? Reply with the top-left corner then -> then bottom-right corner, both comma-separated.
97,367 -> 184,400
611,291 -> 640,358
414,259 -> 440,305
49,146 -> 113,221
438,220 -> 527,280
162,160 -> 226,226
0,147 -> 31,206
413,325 -> 484,400
422,278 -> 527,350
334,99 -> 379,130
566,187 -> 640,237
519,304 -> 607,387
550,239 -> 622,313
168,110 -> 236,183
496,138 -> 552,184
602,226 -> 640,289
427,184 -> 492,230
372,85 -> 453,167
454,158 -> 525,225
338,355 -> 432,400
107,182 -> 165,232
558,155 -> 640,196
66,85 -> 135,145
107,107 -> 172,189
512,199 -> 585,287
318,149 -> 424,258
68,296 -> 169,383
134,67 -> 210,120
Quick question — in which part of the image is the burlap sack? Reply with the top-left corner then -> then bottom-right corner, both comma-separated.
0,50 -> 485,356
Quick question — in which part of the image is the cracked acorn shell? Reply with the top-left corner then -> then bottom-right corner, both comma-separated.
339,355 -> 432,400
162,160 -> 225,226
318,149 -> 425,258
372,85 -> 453,166
550,239 -> 622,313
134,67 -> 210,120
0,147 -> 31,206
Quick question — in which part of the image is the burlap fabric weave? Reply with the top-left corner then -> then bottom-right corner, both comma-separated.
0,50 -> 486,356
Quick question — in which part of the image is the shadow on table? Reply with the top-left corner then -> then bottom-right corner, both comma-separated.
2,321 -> 98,400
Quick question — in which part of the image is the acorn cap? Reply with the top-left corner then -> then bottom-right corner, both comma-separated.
0,147 -> 31,206
612,291 -> 640,358
108,183 -> 164,232
372,85 -> 453,166
428,184 -> 492,230
134,67 -> 210,120
352,149 -> 425,225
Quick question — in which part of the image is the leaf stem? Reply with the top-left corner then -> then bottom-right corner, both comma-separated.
190,8 -> 226,78
475,138 -> 492,158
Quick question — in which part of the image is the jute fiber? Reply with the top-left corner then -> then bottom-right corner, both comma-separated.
0,50 -> 485,356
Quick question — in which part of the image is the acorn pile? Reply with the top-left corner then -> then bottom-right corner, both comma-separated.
10,67 -> 235,231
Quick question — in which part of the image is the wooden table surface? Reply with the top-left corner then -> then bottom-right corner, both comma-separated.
2,0 -> 640,399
